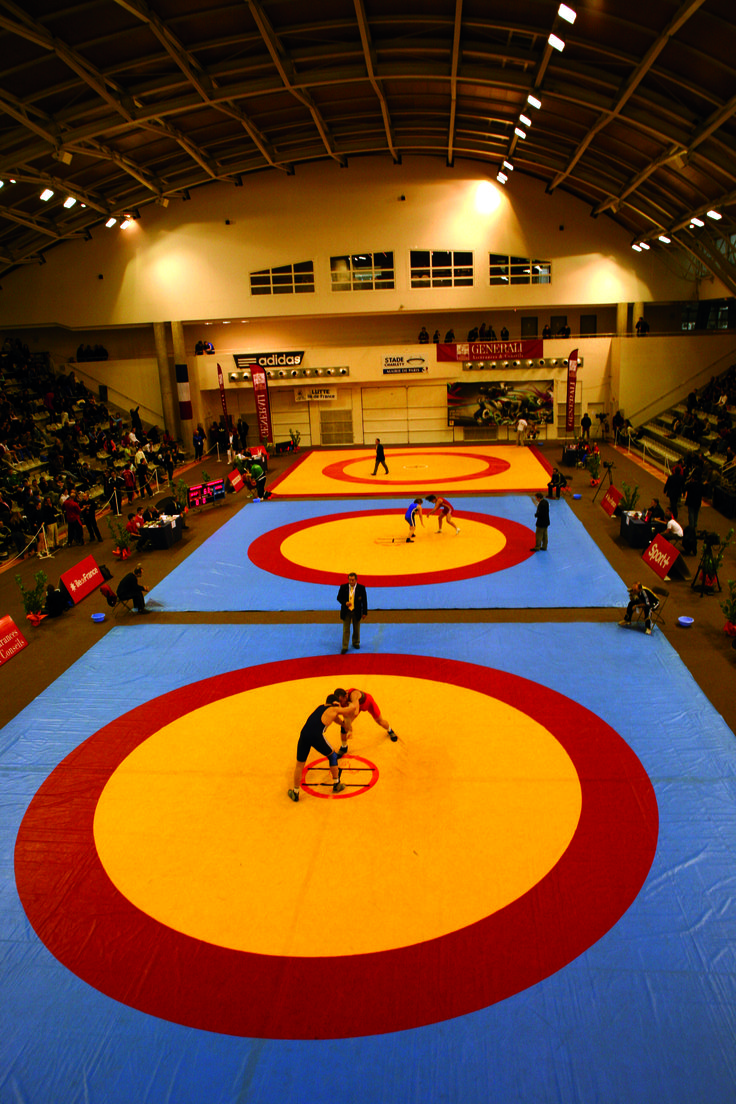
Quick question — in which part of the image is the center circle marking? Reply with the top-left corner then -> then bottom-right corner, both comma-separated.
248,509 -> 533,586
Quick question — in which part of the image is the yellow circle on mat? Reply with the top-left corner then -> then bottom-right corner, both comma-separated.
280,512 -> 506,575
94,674 -> 581,957
343,452 -> 491,482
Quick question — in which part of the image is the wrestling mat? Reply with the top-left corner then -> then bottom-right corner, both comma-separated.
148,496 -> 626,611
5,623 -> 736,1103
268,444 -> 550,497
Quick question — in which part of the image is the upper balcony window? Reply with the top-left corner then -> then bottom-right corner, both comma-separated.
330,252 -> 395,291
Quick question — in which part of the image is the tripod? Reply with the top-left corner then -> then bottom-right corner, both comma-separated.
691,541 -> 722,596
592,463 -> 615,504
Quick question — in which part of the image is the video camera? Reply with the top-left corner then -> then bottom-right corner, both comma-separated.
603,460 -> 614,469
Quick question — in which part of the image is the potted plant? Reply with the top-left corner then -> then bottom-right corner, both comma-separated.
15,569 -> 48,625
586,451 -> 601,484
720,579 -> 736,636
289,427 -> 301,451
106,515 -> 132,559
619,481 -> 640,513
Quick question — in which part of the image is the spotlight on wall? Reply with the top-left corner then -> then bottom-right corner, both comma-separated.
512,360 -> 520,367
562,359 -> 569,367
303,368 -> 313,376
266,370 -> 273,378
278,370 -> 287,378
339,368 -> 349,375
325,369 -> 334,376
490,361 -> 497,368
538,359 -> 545,366
229,372 -> 241,381
290,369 -> 299,377
242,371 -> 251,381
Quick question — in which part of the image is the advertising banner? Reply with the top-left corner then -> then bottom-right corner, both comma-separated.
60,554 -> 103,605
228,470 -> 244,493
175,363 -> 192,421
565,348 -> 579,432
233,351 -> 304,371
216,363 -> 230,426
642,534 -> 680,580
446,380 -> 554,428
0,614 -> 28,666
437,340 -> 544,362
601,486 -> 623,517
251,365 -> 273,443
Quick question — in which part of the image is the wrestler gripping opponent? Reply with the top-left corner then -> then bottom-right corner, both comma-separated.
404,497 -> 424,542
425,493 -> 460,535
288,692 -> 359,802
333,687 -> 398,755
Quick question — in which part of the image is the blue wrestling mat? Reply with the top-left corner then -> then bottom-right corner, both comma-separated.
3,622 -> 736,1104
147,496 -> 627,611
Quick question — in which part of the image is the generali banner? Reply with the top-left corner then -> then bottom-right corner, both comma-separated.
565,348 -> 579,432
437,340 -> 544,362
642,534 -> 680,580
251,364 -> 273,443
60,554 -> 103,604
0,614 -> 27,666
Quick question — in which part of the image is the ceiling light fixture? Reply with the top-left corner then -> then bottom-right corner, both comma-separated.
503,160 -> 514,171
40,188 -> 54,201
105,217 -> 117,228
707,210 -> 722,220
63,196 -> 76,208
659,234 -> 671,243
497,172 -> 508,183
690,217 -> 704,227
632,244 -> 642,252
514,126 -> 527,139
527,94 -> 542,110
558,4 -> 577,23
519,113 -> 532,127
120,219 -> 132,229
639,242 -> 650,250
548,33 -> 565,51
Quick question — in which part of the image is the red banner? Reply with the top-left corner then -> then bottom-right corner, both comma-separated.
251,364 -> 273,444
216,363 -> 230,427
601,486 -> 623,517
228,470 -> 244,493
0,614 -> 28,665
437,340 -> 544,362
565,348 -> 579,432
642,534 -> 680,580
60,554 -> 103,605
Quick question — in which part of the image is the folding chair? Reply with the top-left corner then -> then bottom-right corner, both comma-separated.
631,586 -> 669,630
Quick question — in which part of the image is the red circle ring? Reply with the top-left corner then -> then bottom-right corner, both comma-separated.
302,753 -> 379,799
14,653 -> 658,1040
322,450 -> 510,485
248,509 -> 534,586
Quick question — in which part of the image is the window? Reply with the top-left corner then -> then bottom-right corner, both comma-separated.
330,252 -> 394,292
580,314 -> 597,336
250,261 -> 314,296
489,254 -> 552,286
410,250 -> 474,288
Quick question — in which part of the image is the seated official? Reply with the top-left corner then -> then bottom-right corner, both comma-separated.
43,584 -> 67,618
661,515 -> 684,542
117,564 -> 149,613
644,497 -> 666,524
619,582 -> 660,635
547,468 -> 568,499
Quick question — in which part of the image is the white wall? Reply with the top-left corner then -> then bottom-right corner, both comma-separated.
0,158 -> 715,329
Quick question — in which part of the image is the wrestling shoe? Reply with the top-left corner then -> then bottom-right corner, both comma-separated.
618,620 -> 631,627
389,732 -> 398,742
337,745 -> 349,758
333,770 -> 345,794
287,789 -> 299,802
645,628 -> 652,635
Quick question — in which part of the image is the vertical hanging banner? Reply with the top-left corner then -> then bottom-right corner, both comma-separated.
216,363 -> 230,428
175,364 -> 192,421
565,348 -> 579,433
251,364 -> 274,443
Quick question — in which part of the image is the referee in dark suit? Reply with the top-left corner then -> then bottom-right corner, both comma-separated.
337,572 -> 368,653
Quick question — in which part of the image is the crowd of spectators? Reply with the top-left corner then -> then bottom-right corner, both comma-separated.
417,321 -> 572,343
0,340 -> 183,562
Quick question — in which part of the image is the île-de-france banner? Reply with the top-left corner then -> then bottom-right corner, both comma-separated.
601,486 -> 623,517
251,364 -> 273,443
228,470 -> 244,493
0,614 -> 28,666
437,339 -> 543,362
60,554 -> 103,604
642,534 -> 680,580
216,363 -> 230,426
565,348 -> 579,432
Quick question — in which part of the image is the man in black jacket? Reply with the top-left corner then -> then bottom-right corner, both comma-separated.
337,572 -> 368,654
531,492 -> 550,551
